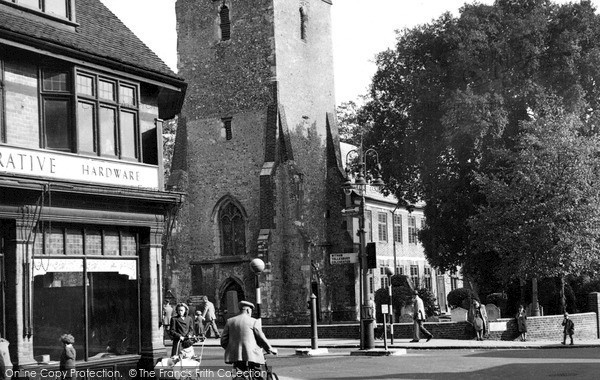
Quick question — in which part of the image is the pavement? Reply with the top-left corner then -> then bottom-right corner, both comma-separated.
169,337 -> 600,350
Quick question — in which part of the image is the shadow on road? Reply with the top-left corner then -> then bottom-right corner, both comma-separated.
316,363 -> 600,380
466,347 -> 600,359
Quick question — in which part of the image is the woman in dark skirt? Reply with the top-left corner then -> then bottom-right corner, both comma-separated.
516,305 -> 528,341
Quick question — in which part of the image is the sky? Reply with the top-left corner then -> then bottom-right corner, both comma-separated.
99,0 -> 600,105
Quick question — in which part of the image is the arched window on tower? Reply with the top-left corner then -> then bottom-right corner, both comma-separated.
219,202 -> 245,255
220,5 -> 231,41
300,7 -> 308,41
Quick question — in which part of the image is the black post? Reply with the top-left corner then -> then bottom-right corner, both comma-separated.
255,274 -> 261,319
359,195 -> 375,349
383,311 -> 388,351
310,294 -> 318,349
388,278 -> 394,345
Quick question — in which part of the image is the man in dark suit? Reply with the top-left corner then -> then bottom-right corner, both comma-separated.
220,301 -> 277,372
562,312 -> 575,345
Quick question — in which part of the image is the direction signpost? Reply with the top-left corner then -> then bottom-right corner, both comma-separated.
330,252 -> 359,265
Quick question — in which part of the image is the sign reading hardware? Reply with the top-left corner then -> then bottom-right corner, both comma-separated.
0,145 -> 159,189
330,252 -> 358,265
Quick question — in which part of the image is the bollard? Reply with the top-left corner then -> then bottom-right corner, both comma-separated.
310,294 -> 319,349
388,284 -> 394,345
383,312 -> 388,351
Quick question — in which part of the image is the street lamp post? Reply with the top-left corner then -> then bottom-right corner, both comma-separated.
342,143 -> 385,351
385,266 -> 394,345
250,258 -> 265,318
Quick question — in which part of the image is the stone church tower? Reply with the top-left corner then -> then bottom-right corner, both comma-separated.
168,0 -> 356,323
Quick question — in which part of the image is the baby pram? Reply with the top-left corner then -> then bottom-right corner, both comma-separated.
155,336 -> 205,380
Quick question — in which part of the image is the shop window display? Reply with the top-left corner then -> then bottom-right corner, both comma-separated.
32,225 -> 140,361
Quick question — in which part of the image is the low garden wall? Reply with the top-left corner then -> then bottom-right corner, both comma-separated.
262,312 -> 598,341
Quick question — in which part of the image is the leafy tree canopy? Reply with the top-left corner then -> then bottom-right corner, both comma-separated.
359,0 -> 600,286
470,99 -> 600,282
336,100 -> 363,146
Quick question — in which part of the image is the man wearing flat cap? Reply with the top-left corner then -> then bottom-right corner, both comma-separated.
220,300 -> 277,372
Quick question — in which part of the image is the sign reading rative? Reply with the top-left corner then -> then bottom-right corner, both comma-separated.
0,145 -> 159,189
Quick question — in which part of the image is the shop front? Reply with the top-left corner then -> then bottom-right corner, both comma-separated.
0,0 -> 186,376
0,179 -> 182,378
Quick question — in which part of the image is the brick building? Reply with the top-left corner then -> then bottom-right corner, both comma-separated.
168,0 -> 361,323
0,0 -> 185,374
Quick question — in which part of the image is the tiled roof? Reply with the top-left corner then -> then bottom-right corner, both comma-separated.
0,0 -> 180,81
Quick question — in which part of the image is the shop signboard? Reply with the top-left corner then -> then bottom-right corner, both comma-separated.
0,145 -> 159,189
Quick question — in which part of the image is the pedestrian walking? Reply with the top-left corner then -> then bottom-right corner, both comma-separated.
201,295 -> 221,338
194,310 -> 206,340
220,301 -> 277,373
470,299 -> 488,341
562,312 -> 575,345
169,303 -> 195,356
186,298 -> 196,317
516,305 -> 527,341
59,334 -> 76,380
367,296 -> 375,319
162,300 -> 173,327
410,290 -> 433,342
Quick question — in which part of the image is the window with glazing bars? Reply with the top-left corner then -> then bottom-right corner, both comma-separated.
410,264 -> 419,288
377,212 -> 387,241
408,216 -> 417,244
393,213 -> 402,243
222,117 -> 232,140
220,5 -> 231,41
4,0 -> 73,20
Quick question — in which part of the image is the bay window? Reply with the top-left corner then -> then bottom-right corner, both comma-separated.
76,71 -> 140,160
39,67 -> 141,161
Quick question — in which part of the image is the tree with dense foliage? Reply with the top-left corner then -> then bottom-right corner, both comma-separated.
470,101 -> 600,310
360,0 -> 600,290
447,287 -> 478,309
336,100 -> 363,145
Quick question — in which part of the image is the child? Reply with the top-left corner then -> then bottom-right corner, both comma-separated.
561,312 -> 575,345
178,338 -> 196,360
59,334 -> 76,380
516,305 -> 527,342
194,310 -> 206,340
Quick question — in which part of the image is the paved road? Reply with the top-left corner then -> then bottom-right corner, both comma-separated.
189,346 -> 600,380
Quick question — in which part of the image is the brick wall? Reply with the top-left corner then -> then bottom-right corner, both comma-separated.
263,312 -> 598,341
4,60 -> 39,148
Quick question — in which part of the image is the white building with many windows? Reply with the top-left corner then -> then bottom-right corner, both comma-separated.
341,143 -> 462,315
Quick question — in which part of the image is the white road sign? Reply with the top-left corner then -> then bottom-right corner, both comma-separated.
330,252 -> 358,265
